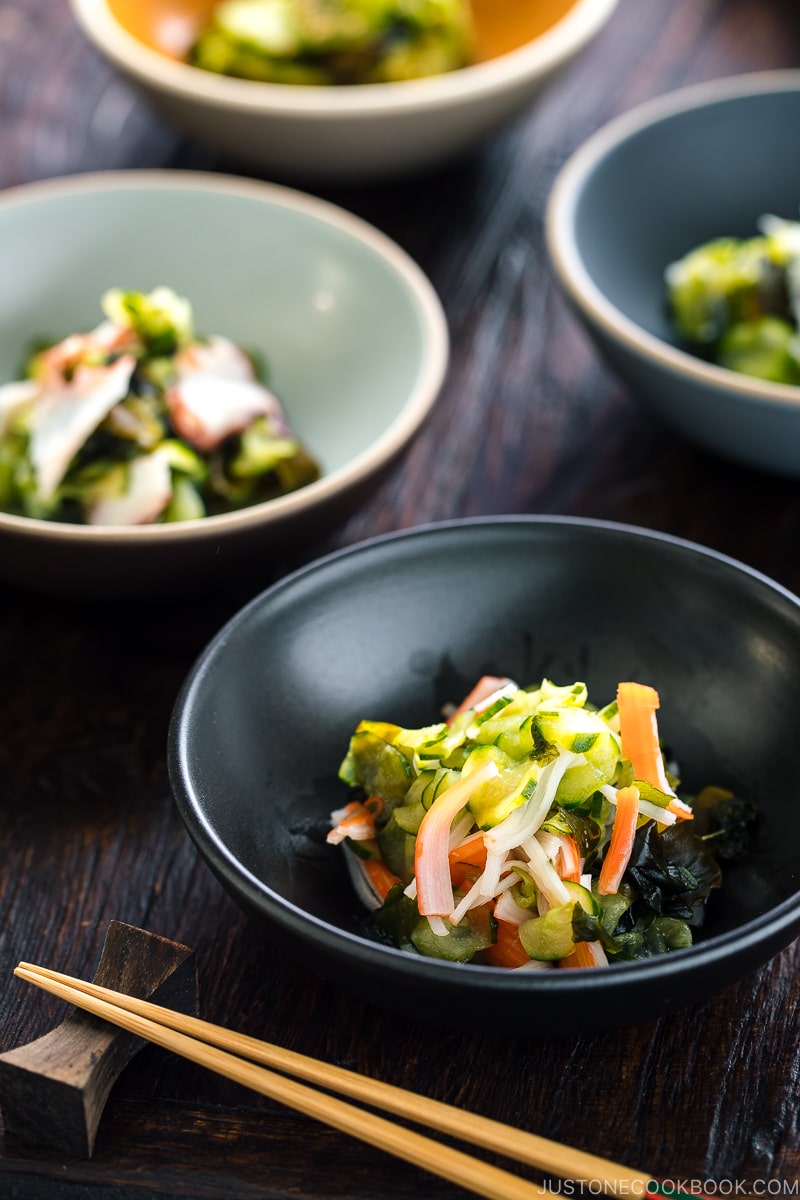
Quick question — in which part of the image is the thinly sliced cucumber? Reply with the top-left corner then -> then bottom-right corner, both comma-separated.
340,728 -> 413,803
518,903 -> 575,961
563,880 -> 599,916
462,744 -> 538,829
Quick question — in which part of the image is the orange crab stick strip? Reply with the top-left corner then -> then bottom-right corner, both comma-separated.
597,784 -> 640,895
617,681 -> 675,795
667,797 -> 694,819
363,858 -> 402,903
617,682 -> 693,819
555,834 -> 582,883
484,918 -> 531,968
559,941 -> 597,970
326,799 -> 379,845
448,834 -> 488,887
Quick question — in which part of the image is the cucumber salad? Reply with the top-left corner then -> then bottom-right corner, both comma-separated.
666,213 -> 800,385
0,287 -> 318,525
329,676 -> 754,968
190,0 -> 475,86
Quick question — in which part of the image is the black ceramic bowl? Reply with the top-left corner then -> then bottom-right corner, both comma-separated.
168,517 -> 800,1033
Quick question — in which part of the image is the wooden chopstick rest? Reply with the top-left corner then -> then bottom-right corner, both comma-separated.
0,921 -> 197,1158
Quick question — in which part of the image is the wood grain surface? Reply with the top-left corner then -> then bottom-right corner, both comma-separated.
1,0 -> 799,1196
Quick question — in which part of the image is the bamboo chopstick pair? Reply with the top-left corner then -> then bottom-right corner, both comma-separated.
14,962 -> 653,1200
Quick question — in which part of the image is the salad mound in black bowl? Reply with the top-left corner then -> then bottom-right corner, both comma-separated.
169,516 -> 800,1034
329,673 -> 756,973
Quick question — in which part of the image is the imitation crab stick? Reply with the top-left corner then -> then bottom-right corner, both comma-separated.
363,858 -> 402,903
484,918 -> 530,969
558,941 -> 597,970
597,784 -> 641,895
448,834 -> 488,887
666,794 -> 694,820
415,760 -> 499,916
555,834 -> 582,883
326,798 -> 380,845
617,681 -> 675,795
617,681 -> 694,820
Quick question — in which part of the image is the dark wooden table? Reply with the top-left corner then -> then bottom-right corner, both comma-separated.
2,0 -> 799,1195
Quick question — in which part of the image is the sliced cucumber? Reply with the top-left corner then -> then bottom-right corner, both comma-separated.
518,882 -> 600,961
555,759 -> 609,808
471,690 -> 539,758
339,728 -> 413,804
376,816 -> 416,882
535,705 -> 620,807
537,679 -> 589,708
394,721 -> 466,769
563,880 -> 599,916
410,905 -> 495,963
403,767 -> 459,811
462,744 -> 538,829
518,903 -> 576,961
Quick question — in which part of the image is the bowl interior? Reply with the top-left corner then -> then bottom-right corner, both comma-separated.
568,85 -> 800,349
172,519 -> 800,956
0,174 -> 437,479
107,0 -> 579,66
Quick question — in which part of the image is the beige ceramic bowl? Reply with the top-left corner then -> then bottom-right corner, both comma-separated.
0,170 -> 448,597
71,0 -> 619,182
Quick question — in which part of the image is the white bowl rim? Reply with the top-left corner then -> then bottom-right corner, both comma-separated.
0,168 -> 449,545
546,68 -> 800,412
71,0 -> 619,117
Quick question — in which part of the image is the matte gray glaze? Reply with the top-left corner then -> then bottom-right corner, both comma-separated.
169,516 -> 800,1033
547,74 -> 800,477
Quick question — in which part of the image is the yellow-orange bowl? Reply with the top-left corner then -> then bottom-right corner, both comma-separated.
71,0 -> 618,181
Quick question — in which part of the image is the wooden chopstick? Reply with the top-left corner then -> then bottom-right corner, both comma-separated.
15,962 -> 653,1199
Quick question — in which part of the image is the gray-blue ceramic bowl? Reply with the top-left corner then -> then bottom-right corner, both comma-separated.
169,516 -> 800,1035
546,72 -> 800,477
